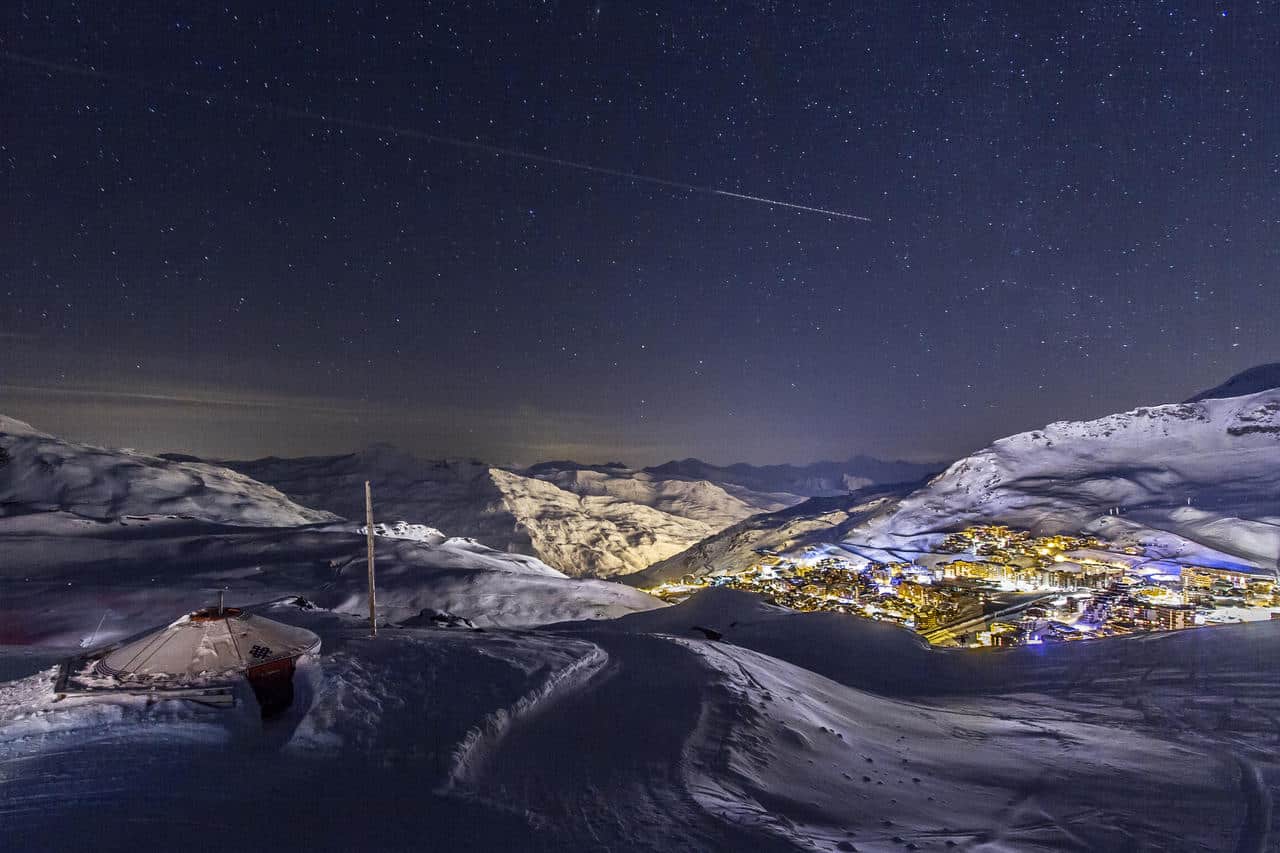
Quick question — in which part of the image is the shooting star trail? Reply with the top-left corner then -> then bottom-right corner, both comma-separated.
2,49 -> 871,222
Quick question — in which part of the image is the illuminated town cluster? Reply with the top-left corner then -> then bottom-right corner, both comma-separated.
644,525 -> 1280,648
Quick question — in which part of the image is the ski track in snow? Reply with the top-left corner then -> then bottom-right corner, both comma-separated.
1234,753 -> 1272,853
440,640 -> 611,795
451,632 -> 802,852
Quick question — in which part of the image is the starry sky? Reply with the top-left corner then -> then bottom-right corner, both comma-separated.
2,1 -> 1277,465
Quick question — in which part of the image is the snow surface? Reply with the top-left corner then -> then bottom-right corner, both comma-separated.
361,520 -> 447,543
0,512 -> 661,648
3,588 -> 1276,851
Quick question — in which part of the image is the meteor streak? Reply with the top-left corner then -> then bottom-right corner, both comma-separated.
2,49 -> 870,222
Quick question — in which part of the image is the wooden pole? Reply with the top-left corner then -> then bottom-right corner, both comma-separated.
365,480 -> 377,637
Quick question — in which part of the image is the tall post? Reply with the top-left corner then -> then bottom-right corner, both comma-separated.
365,480 -> 377,637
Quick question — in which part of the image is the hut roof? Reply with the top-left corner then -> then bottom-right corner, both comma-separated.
95,607 -> 320,684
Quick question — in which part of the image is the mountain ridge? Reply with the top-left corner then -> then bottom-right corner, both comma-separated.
1185,362 -> 1280,403
219,451 -> 935,577
630,384 -> 1280,583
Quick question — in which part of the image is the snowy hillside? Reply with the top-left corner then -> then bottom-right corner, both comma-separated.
225,446 -> 531,549
0,510 -> 661,647
4,586 -> 1276,851
226,449 -> 804,577
626,485 -> 912,586
223,447 -> 943,578
520,461 -> 790,523
489,465 -> 798,576
0,415 -> 335,527
629,384 -> 1280,582
0,419 -> 662,644
848,388 -> 1280,568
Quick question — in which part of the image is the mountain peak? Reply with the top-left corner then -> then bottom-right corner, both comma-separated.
1185,363 -> 1280,403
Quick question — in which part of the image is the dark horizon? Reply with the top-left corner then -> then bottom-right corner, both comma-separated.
3,2 -> 1276,466
0,362 -> 1247,469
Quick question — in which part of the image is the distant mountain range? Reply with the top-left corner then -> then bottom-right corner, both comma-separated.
6,364 -> 1275,583
641,456 -> 942,498
220,452 -> 938,578
0,408 -> 943,580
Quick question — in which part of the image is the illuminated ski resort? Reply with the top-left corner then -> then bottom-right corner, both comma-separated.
645,524 -> 1280,647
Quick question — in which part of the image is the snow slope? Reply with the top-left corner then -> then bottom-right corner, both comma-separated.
0,419 -> 662,644
0,415 -> 335,527
225,445 -> 527,547
0,512 -> 661,647
4,383 -> 1279,850
848,388 -> 1280,567
225,449 -> 803,577
626,485 -> 913,586
3,587 -> 1275,851
520,461 -> 790,524
487,466 -> 773,576
636,386 -> 1280,580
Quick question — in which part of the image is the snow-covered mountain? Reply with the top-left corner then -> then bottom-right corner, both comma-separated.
224,451 -> 805,577
0,417 -> 662,641
0,512 -> 660,643
850,387 -> 1280,567
521,460 -> 790,521
222,449 -> 939,578
636,378 -> 1280,582
628,486 -> 913,586
0,415 -> 334,527
1185,361 -> 1280,402
223,445 -> 529,547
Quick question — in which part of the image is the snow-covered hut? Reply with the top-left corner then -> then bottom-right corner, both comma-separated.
92,606 -> 320,715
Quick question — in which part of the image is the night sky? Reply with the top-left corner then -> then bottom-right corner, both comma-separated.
3,2 -> 1276,465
